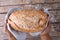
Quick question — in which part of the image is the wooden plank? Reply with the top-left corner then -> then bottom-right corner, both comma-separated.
0,6 -> 23,13
0,14 -> 6,27
45,0 -> 60,3
0,4 -> 60,13
50,31 -> 60,36
0,0 -> 60,6
0,27 -> 8,40
52,36 -> 60,40
0,0 -> 45,6
0,4 -> 42,13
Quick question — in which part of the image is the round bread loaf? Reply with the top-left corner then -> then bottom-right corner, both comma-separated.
9,10 -> 48,33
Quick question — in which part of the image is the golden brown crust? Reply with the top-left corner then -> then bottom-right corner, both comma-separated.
9,10 -> 48,33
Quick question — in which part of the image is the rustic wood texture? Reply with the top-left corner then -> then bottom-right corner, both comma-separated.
0,0 -> 60,13
0,0 -> 45,6
0,0 -> 60,40
0,3 -> 60,13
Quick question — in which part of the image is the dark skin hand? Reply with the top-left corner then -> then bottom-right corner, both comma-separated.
4,19 -> 16,40
40,22 -> 52,40
4,19 -> 52,40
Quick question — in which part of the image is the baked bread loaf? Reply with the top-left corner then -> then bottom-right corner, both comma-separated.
9,10 -> 48,33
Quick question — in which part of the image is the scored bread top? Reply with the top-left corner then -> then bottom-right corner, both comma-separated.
9,10 -> 48,33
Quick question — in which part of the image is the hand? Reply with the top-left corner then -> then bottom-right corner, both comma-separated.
4,18 -> 10,35
4,19 -> 17,34
40,22 -> 51,36
4,19 -> 16,40
40,22 -> 52,40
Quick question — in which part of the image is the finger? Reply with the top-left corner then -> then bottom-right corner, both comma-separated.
4,20 -> 8,32
46,22 -> 51,31
4,19 -> 8,32
41,22 -> 51,35
43,22 -> 51,33
4,16 -> 8,30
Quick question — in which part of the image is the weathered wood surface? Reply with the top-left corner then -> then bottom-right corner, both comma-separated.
0,0 -> 60,13
0,0 -> 60,6
0,4 -> 60,13
0,0 -> 60,40
0,0 -> 45,6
